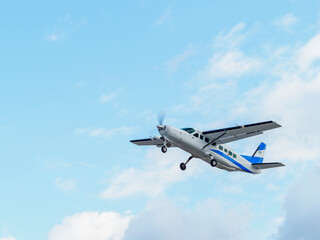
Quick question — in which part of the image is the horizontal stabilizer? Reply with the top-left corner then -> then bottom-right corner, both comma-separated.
252,162 -> 285,170
130,138 -> 164,146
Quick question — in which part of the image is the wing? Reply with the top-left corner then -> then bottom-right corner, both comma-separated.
130,138 -> 164,146
252,162 -> 285,169
203,121 -> 281,144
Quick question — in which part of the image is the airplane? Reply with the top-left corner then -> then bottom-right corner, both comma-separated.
130,119 -> 285,174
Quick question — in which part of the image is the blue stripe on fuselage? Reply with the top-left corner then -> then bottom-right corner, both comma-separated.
210,149 -> 253,173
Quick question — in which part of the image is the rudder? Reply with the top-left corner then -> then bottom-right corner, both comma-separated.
251,142 -> 266,163
241,142 -> 266,164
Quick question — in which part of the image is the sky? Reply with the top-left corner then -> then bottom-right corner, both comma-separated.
1,0 -> 320,239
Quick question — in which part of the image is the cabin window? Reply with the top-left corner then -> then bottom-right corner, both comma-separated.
200,135 -> 203,140
233,153 -> 236,158
219,145 -> 223,151
224,148 -> 228,153
205,137 -> 209,143
193,133 -> 199,138
181,128 -> 195,134
228,151 -> 232,156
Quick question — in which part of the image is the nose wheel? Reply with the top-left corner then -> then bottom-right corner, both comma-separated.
161,145 -> 167,153
180,156 -> 193,171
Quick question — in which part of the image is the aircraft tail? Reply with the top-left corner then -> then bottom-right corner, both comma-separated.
241,142 -> 266,164
252,142 -> 266,161
241,142 -> 285,170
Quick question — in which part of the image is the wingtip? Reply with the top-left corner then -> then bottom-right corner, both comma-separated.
273,121 -> 282,128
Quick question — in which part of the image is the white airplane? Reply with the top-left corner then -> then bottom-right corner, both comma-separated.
130,120 -> 285,174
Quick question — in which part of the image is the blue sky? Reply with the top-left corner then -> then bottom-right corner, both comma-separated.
1,1 -> 320,239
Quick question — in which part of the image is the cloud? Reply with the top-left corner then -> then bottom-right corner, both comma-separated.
274,162 -> 320,239
178,23 -> 261,114
0,237 -> 16,240
296,33 -> 320,71
48,211 -> 132,240
100,149 -> 202,199
46,15 -> 87,42
229,33 -> 320,164
165,45 -> 195,72
100,92 -> 117,104
274,13 -> 297,29
156,9 -> 171,25
74,80 -> 86,89
202,50 -> 261,80
74,126 -> 135,139
55,178 -> 76,191
46,33 -> 63,42
124,198 -> 251,240
214,22 -> 247,49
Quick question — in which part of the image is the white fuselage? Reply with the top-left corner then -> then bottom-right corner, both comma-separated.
159,125 -> 261,174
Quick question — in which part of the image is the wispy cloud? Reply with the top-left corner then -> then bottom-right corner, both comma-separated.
214,22 -> 247,49
100,149 -> 202,199
74,126 -> 135,139
46,33 -> 62,42
46,15 -> 87,42
77,161 -> 95,168
73,80 -> 86,89
0,237 -> 16,240
55,178 -> 76,192
201,50 -> 261,80
274,13 -> 298,29
156,9 -> 171,25
165,45 -> 195,72
99,92 -> 117,104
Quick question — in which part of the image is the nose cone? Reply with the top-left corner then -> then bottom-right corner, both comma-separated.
157,125 -> 164,131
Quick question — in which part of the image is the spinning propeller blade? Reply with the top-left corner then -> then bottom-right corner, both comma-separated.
157,112 -> 166,125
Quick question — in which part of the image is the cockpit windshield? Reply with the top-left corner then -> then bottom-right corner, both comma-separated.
181,128 -> 195,134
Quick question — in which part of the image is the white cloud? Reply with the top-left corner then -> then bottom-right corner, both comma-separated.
274,162 -> 320,239
202,50 -> 261,80
156,9 -> 171,25
99,92 -> 117,103
229,34 -> 320,164
48,211 -> 132,240
100,149 -> 202,199
296,33 -> 320,71
74,80 -> 86,89
179,23 -> 261,114
0,237 -> 16,240
124,198 -> 251,240
274,13 -> 297,29
55,178 -> 76,191
46,33 -> 62,42
46,15 -> 87,41
214,22 -> 246,49
74,126 -> 135,139
165,45 -> 195,72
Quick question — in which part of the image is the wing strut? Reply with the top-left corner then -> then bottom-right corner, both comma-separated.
202,130 -> 227,149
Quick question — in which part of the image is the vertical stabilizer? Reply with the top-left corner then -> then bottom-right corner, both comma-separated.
252,142 -> 266,163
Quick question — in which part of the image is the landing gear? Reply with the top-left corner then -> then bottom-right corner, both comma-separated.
161,145 -> 167,153
180,156 -> 193,171
180,163 -> 186,171
210,159 -> 217,167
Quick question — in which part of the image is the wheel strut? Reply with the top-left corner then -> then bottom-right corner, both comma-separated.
180,156 -> 193,171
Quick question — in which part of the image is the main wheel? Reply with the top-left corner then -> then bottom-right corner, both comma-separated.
161,145 -> 167,153
210,159 -> 217,167
180,163 -> 186,171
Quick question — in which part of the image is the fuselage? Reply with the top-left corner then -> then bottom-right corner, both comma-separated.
159,125 -> 261,174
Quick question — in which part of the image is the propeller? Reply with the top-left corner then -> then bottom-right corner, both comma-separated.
157,112 -> 166,125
